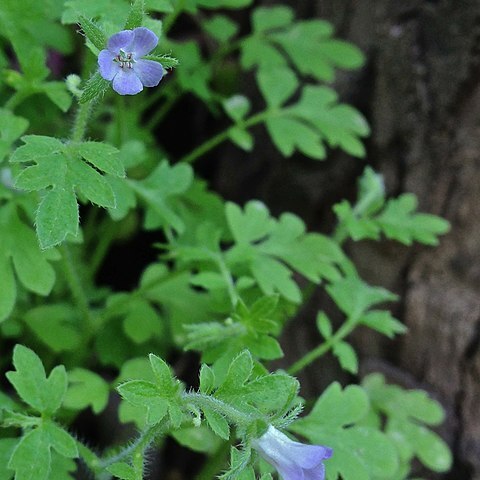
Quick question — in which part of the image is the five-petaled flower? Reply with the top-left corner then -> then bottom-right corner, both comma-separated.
253,426 -> 332,480
98,27 -> 164,96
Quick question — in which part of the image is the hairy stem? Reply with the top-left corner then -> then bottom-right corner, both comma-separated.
59,244 -> 95,334
184,392 -> 253,426
71,101 -> 92,143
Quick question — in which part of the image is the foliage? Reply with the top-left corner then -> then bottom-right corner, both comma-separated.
0,0 -> 452,479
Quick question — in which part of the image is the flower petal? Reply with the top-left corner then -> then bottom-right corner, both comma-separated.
133,59 -> 164,87
275,462 -> 305,480
128,27 -> 158,57
112,69 -> 143,95
98,50 -> 118,81
303,463 -> 326,480
107,30 -> 134,55
289,444 -> 332,469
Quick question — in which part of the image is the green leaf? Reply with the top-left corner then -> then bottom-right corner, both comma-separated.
130,161 -> 193,232
332,341 -> 358,373
8,429 -> 51,480
326,276 -> 398,319
42,82 -> 73,113
377,194 -> 450,245
6,345 -> 67,415
124,0 -> 145,30
290,86 -> 370,158
0,438 -> 16,480
107,462 -> 136,480
11,135 -> 119,248
362,373 -> 451,473
203,15 -> 239,42
143,54 -> 179,69
291,383 -> 398,480
36,186 -> 79,248
123,299 -> 159,344
23,304 -> 81,352
43,422 -> 78,458
360,310 -> 407,338
226,201 -> 272,245
0,109 -> 29,162
265,116 -> 326,159
80,71 -> 111,104
199,364 -> 216,394
223,95 -> 251,122
0,204 -> 58,322
215,351 -> 298,417
78,16 -> 107,51
171,425 -> 223,454
78,142 -> 125,177
117,380 -> 169,425
252,6 -> 294,32
316,312 -> 332,339
202,406 -> 230,439
64,368 -> 109,414
257,66 -> 298,108
149,354 -> 176,396
224,202 -> 344,303
228,127 -> 254,151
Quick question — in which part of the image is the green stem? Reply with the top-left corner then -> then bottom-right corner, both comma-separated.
214,253 -> 238,307
76,441 -> 102,472
59,244 -> 95,334
99,424 -> 162,470
88,219 -> 119,278
287,316 -> 359,375
71,102 -> 92,143
179,110 -> 273,164
184,392 -> 253,425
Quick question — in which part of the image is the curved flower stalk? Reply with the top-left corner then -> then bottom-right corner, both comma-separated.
253,426 -> 332,480
98,27 -> 164,95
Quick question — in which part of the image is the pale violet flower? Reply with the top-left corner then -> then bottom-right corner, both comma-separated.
98,27 -> 164,95
253,426 -> 332,480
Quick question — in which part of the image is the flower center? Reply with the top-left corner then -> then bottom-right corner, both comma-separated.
114,50 -> 135,69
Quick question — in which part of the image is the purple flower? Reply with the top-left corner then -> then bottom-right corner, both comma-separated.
253,426 -> 332,480
98,27 -> 164,95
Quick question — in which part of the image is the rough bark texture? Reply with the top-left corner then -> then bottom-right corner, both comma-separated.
214,1 -> 480,478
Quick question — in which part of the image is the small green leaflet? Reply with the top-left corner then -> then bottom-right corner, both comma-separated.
128,161 -> 193,233
6,345 -> 67,415
0,204 -> 59,322
225,201 -> 344,302
242,7 -> 364,81
334,167 -> 450,245
0,109 -> 29,162
362,374 -> 452,473
7,422 -> 78,480
10,136 -> 124,248
326,276 -> 398,320
185,295 -> 283,364
213,351 -> 298,418
64,368 -> 110,414
291,382 -> 399,480
117,354 -> 184,427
